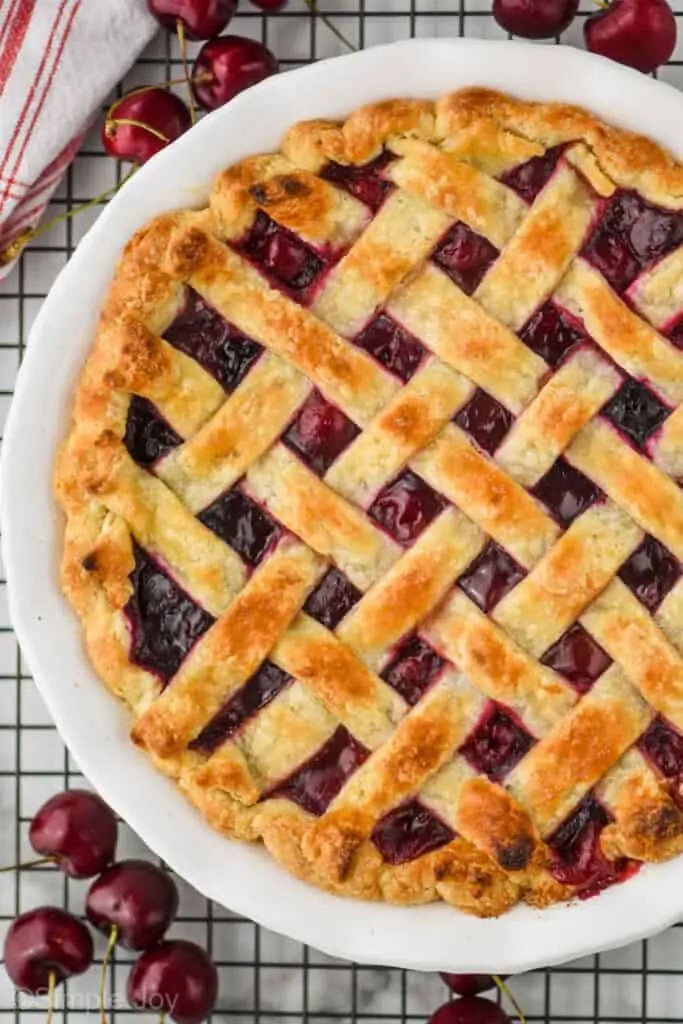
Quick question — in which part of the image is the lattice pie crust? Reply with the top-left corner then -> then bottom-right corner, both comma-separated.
56,89 -> 683,917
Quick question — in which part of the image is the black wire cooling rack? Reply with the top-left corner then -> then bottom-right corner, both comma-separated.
3,4 -> 683,1023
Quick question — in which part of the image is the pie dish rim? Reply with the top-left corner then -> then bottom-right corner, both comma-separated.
5,36 -> 683,971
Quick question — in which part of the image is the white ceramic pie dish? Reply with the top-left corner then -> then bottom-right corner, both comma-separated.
4,37 -> 683,973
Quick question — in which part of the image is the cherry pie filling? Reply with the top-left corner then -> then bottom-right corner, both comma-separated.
371,799 -> 455,865
198,486 -> 282,567
531,457 -> 604,528
353,312 -> 426,382
431,221 -> 499,296
320,151 -> 395,213
582,189 -> 683,295
163,287 -> 263,392
124,544 -> 214,683
282,389 -> 360,475
457,541 -> 526,613
380,634 -> 446,706
124,396 -> 183,469
519,301 -> 588,368
267,726 -> 369,816
540,623 -> 612,694
368,469 -> 448,545
235,210 -> 329,301
454,389 -> 513,455
303,568 -> 362,631
189,661 -> 292,754
500,144 -> 565,204
548,794 -> 636,895
460,704 -> 535,783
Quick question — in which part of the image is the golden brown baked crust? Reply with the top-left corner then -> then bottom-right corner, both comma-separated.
55,88 -> 683,917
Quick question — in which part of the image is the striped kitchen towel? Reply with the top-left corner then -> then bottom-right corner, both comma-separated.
0,0 -> 157,277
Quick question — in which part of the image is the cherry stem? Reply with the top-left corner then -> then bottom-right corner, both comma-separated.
0,856 -> 53,872
46,972 -> 55,1024
303,0 -> 356,51
98,925 -> 118,1024
176,19 -> 197,126
493,976 -> 526,1024
0,166 -> 136,267
107,76 -> 210,118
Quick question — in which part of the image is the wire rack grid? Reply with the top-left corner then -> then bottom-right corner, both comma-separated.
3,4 -> 683,1024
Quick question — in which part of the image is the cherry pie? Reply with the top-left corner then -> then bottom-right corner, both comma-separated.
56,88 -> 683,917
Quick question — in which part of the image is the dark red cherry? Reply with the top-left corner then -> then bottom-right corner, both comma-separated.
441,975 -> 505,997
3,908 -> 94,995
191,36 -> 278,112
429,998 -> 510,1024
128,940 -> 218,1024
86,859 -> 179,950
493,0 -> 579,37
584,0 -> 676,72
250,0 -> 288,8
28,789 -> 118,879
103,88 -> 192,165
147,0 -> 237,38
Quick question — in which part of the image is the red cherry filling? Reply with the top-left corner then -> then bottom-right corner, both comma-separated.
164,287 -> 262,392
618,534 -> 680,612
368,470 -> 447,545
454,389 -> 513,455
666,317 -> 683,350
198,486 -> 281,566
124,544 -> 214,683
124,396 -> 183,469
268,726 -> 369,815
371,799 -> 454,865
353,312 -> 426,382
639,716 -> 683,784
531,457 -> 604,528
583,190 -> 683,293
432,222 -> 499,296
321,152 -> 394,213
381,634 -> 445,705
236,211 -> 325,298
303,568 -> 362,630
541,623 -> 612,693
457,541 -> 525,613
189,661 -> 292,754
500,145 -> 565,204
460,704 -> 535,782
601,378 -> 670,448
282,390 -> 359,475
548,794 -> 633,894
519,300 -> 587,367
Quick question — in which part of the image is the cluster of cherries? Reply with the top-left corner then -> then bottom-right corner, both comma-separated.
103,0 -> 284,165
494,0 -> 675,73
2,790 -> 218,1024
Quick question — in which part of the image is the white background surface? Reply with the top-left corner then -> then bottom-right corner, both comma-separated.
4,5 -> 683,1021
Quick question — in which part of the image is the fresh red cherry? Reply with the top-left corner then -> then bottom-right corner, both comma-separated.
28,789 -> 118,879
249,0 -> 289,8
191,36 -> 278,111
493,0 -> 579,37
86,859 -> 179,950
429,998 -> 510,1024
147,0 -> 237,38
584,0 -> 676,72
441,975 -> 506,997
102,88 -> 192,165
3,908 -> 94,995
128,940 -> 218,1024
